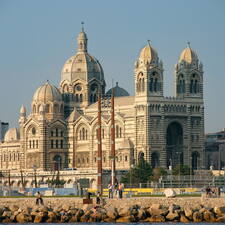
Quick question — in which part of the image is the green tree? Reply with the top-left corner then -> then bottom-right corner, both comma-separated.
121,159 -> 153,185
150,167 -> 167,182
172,164 -> 193,175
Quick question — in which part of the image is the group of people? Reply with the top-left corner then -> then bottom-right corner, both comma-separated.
108,182 -> 124,199
205,186 -> 221,198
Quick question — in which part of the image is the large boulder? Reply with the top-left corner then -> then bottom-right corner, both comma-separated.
137,208 -> 148,221
116,215 -> 136,222
145,215 -> 165,222
193,211 -> 203,222
164,188 -> 176,198
214,206 -> 225,217
118,206 -> 130,217
16,213 -> 32,223
9,205 -> 19,212
203,210 -> 216,222
149,204 -> 168,216
184,207 -> 193,219
216,216 -> 225,222
106,206 -> 118,219
180,213 -> 190,222
166,210 -> 180,221
46,211 -> 58,223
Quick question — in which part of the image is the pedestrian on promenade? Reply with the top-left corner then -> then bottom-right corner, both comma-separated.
35,191 -> 44,205
108,183 -> 113,198
118,183 -> 124,199
96,191 -> 101,204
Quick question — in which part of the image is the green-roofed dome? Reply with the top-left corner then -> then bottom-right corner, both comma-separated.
106,82 -> 129,97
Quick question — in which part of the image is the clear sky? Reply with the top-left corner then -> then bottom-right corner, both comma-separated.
0,0 -> 225,133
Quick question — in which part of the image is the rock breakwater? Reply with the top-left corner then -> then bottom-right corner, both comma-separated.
0,197 -> 225,223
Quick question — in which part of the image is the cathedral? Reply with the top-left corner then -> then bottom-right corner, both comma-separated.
0,28 -> 205,183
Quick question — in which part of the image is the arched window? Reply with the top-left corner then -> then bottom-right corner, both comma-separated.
75,94 -> 79,102
141,78 -> 145,92
82,128 -> 85,140
150,72 -> 160,93
102,129 -> 105,139
94,94 -> 97,102
54,104 -> 58,113
33,105 -> 36,113
90,94 -> 93,103
154,78 -> 158,92
150,78 -> 153,92
190,74 -> 200,94
116,125 -> 122,138
80,94 -> 83,102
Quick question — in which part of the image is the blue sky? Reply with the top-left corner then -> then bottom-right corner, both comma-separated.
0,0 -> 225,133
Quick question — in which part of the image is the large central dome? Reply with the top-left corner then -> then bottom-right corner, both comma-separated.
60,29 -> 105,84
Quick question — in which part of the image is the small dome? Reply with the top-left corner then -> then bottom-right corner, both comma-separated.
4,128 -> 20,142
139,44 -> 158,64
33,82 -> 62,103
106,82 -> 130,97
179,46 -> 198,64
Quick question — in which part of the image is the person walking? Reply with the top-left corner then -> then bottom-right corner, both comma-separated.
108,183 -> 113,198
118,183 -> 124,199
36,191 -> 44,205
96,191 -> 101,204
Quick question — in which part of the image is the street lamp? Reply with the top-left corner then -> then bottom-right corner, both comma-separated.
175,151 -> 181,187
169,158 -> 172,187
32,165 -> 37,188
129,164 -> 134,195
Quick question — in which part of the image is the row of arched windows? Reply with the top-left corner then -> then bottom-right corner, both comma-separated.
136,74 -> 161,93
51,140 -> 64,149
51,128 -> 64,137
79,128 -> 88,140
149,77 -> 160,92
190,79 -> 200,94
32,104 -> 63,114
0,152 -> 20,162
28,140 -> 38,149
90,94 -> 97,103
75,94 -> 83,103
177,74 -> 201,94
78,125 -> 123,141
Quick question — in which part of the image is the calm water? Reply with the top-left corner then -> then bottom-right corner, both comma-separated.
0,223 -> 224,225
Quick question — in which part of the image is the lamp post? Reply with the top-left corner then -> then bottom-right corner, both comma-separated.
32,165 -> 37,188
129,164 -> 134,196
169,158 -> 172,187
176,151 -> 181,187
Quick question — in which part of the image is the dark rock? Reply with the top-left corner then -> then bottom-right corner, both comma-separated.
203,210 -> 216,222
146,215 -> 166,222
193,211 -> 203,222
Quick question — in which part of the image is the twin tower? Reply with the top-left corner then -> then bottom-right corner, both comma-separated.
59,28 -> 203,117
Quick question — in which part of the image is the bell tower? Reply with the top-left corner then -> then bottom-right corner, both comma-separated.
175,42 -> 203,99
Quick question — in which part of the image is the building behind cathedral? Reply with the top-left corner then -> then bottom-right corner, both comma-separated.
0,28 -> 205,186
